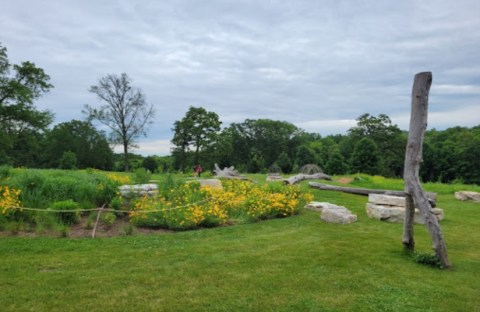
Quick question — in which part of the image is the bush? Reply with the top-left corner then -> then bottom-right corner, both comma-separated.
133,168 -> 152,184
48,200 -> 81,225
414,252 -> 444,269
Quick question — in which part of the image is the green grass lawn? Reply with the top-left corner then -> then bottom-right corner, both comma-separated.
1,175 -> 480,311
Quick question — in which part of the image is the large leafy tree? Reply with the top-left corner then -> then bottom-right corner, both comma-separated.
348,113 -> 405,177
0,43 -> 53,165
225,119 -> 302,171
351,137 -> 381,175
84,73 -> 155,171
171,106 -> 221,171
43,120 -> 114,170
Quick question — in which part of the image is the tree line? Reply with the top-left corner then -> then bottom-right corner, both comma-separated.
1,43 -> 479,184
172,107 -> 480,185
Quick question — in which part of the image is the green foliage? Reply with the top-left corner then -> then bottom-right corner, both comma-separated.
43,120 -> 113,170
48,200 -> 80,225
414,252 -> 444,269
295,145 -> 317,168
276,151 -> 292,173
100,212 -> 116,228
351,138 -> 381,175
171,106 -> 221,172
6,168 -> 122,209
133,167 -> 152,184
0,42 -> 54,167
58,151 -> 77,170
248,149 -> 265,173
142,156 -> 158,172
130,179 -> 311,230
0,165 -> 12,178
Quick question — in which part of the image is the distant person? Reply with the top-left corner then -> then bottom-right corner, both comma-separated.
195,164 -> 203,177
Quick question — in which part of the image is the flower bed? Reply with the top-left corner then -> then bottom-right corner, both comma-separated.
129,179 -> 313,230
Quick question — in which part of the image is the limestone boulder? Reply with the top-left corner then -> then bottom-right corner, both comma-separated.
366,194 -> 444,224
266,174 -> 284,182
187,179 -> 223,190
119,184 -> 158,198
455,191 -> 480,202
304,202 -> 357,224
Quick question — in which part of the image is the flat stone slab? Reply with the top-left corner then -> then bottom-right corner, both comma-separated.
366,203 -> 444,224
305,202 -> 357,224
368,194 -> 406,207
266,174 -> 284,182
455,191 -> 480,202
187,179 -> 223,189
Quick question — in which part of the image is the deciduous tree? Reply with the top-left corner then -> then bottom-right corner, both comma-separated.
0,43 -> 53,165
84,73 -> 154,171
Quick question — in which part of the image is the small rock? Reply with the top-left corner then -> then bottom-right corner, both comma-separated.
455,191 -> 480,202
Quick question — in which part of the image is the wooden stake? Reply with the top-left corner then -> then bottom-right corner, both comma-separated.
91,204 -> 106,239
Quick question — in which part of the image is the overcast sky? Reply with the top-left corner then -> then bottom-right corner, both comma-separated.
2,0 -> 479,155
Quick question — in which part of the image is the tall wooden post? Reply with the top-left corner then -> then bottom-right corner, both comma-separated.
403,72 -> 451,268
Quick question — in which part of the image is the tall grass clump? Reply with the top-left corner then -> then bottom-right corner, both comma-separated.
1,169 -> 130,229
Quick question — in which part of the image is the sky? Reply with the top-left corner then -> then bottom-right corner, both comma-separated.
1,0 -> 479,156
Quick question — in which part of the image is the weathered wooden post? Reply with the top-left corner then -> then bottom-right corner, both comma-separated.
403,72 -> 451,268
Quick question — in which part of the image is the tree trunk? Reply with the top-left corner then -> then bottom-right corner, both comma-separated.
123,143 -> 129,172
284,173 -> 332,185
402,194 -> 415,249
308,182 -> 437,206
403,72 -> 450,268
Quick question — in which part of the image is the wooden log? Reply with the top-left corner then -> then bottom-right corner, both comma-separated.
403,72 -> 450,268
308,182 -> 437,207
284,173 -> 332,185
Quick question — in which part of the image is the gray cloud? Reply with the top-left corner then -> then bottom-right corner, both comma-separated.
1,0 -> 479,155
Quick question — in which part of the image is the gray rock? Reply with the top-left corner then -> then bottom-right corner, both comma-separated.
455,191 -> 480,202
365,203 -> 444,224
119,184 -> 158,198
304,202 -> 357,224
368,194 -> 406,207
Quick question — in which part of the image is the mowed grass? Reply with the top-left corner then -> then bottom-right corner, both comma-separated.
1,175 -> 480,311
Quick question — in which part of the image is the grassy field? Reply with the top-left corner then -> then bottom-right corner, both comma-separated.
1,174 -> 480,311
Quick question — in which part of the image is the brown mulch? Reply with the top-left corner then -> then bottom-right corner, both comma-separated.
336,177 -> 353,184
0,215 -> 171,238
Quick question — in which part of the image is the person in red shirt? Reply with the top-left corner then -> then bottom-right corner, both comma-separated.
195,164 -> 203,177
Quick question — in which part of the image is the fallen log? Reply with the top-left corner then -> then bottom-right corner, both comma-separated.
283,173 -> 332,185
308,182 -> 437,207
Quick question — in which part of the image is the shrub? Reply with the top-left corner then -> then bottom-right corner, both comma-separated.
101,212 -> 116,229
133,168 -> 152,184
0,185 -> 22,216
414,252 -> 444,269
48,200 -> 81,225
0,165 -> 12,179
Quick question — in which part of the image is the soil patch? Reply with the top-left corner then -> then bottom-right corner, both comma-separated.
337,177 -> 353,184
